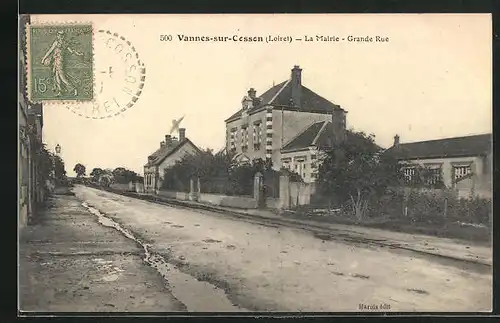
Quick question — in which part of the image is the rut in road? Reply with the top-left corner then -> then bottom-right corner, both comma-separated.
81,202 -> 247,312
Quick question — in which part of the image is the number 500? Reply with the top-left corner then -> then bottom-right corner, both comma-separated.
160,35 -> 172,41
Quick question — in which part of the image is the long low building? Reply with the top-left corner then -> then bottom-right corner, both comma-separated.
386,133 -> 492,198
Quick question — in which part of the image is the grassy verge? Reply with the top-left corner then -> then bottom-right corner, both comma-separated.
281,208 -> 491,245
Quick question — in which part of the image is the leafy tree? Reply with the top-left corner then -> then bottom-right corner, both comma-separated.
317,130 -> 402,220
73,163 -> 86,178
112,167 -> 139,184
90,167 -> 104,182
162,149 -> 270,195
36,143 -> 55,188
35,143 -> 68,188
99,169 -> 114,187
53,155 -> 67,185
162,149 -> 232,192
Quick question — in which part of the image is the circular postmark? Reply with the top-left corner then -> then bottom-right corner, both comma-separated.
66,29 -> 146,119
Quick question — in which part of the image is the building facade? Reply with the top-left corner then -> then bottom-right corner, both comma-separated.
387,133 -> 492,198
143,128 -> 201,193
19,14 -> 45,228
280,120 -> 346,183
225,66 -> 347,170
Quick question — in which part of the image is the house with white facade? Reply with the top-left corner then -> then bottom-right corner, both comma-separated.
143,128 -> 201,193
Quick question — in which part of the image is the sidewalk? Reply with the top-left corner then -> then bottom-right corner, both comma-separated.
124,190 -> 492,267
19,194 -> 185,312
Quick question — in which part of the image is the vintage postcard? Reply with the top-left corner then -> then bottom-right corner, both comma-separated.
18,14 -> 492,313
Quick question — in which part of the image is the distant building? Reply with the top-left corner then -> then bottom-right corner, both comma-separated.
143,128 -> 201,193
224,65 -> 347,170
386,133 -> 492,198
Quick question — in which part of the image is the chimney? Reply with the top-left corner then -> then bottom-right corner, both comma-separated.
248,88 -> 256,99
393,134 -> 400,147
179,128 -> 186,141
291,65 -> 302,107
165,134 -> 172,146
332,107 -> 347,145
160,141 -> 165,147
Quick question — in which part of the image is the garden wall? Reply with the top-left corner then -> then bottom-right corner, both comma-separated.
157,190 -> 189,201
199,193 -> 257,209
110,183 -> 131,192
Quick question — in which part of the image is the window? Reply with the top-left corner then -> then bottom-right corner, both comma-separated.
403,167 -> 416,184
229,128 -> 237,151
453,165 -> 472,182
241,125 -> 249,150
253,122 -> 262,150
423,164 -> 443,186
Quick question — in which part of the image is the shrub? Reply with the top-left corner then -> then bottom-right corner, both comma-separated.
365,188 -> 491,226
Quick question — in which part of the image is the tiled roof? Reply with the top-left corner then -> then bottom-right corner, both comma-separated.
386,134 -> 492,160
144,138 -> 201,167
225,81 -> 287,122
282,121 -> 327,152
282,122 -> 382,153
225,80 -> 343,122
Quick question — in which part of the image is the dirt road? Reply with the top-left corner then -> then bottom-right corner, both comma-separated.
65,185 -> 492,312
21,185 -> 492,312
19,194 -> 185,312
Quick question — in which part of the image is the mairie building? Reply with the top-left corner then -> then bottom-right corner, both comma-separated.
224,65 -> 347,182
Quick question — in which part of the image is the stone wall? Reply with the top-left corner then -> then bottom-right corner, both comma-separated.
199,193 -> 257,209
110,183 -> 132,192
157,190 -> 189,201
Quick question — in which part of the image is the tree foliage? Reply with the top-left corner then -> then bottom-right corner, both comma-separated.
53,155 -> 67,185
37,144 -> 54,186
112,167 -> 140,184
317,130 -> 402,220
162,149 -> 233,192
161,150 -> 276,196
90,168 -> 104,182
73,163 -> 86,178
36,143 -> 67,187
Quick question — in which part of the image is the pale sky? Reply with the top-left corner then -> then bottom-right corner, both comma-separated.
30,14 -> 492,176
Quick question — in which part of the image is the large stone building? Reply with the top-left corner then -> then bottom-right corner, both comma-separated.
386,133 -> 492,198
143,128 -> 201,193
224,65 -> 347,171
19,14 -> 45,228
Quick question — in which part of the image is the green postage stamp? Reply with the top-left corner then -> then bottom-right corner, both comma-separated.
26,24 -> 94,102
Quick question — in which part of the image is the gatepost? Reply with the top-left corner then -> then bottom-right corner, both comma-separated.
189,176 -> 199,202
254,172 -> 264,208
279,173 -> 290,209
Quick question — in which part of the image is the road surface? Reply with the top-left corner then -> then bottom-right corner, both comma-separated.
28,185 -> 493,312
